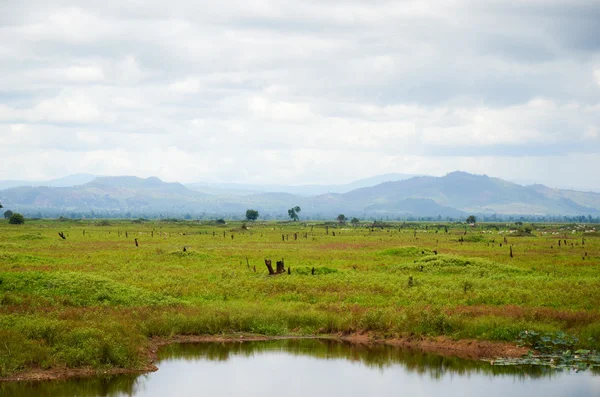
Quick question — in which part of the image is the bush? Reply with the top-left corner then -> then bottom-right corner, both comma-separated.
8,213 -> 24,224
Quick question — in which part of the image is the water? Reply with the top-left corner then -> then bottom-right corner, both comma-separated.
2,339 -> 599,396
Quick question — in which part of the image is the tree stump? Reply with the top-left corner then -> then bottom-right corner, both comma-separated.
276,259 -> 285,273
265,259 -> 274,275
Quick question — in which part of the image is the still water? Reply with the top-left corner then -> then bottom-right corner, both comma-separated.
2,339 -> 599,396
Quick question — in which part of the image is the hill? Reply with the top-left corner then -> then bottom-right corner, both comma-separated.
1,172 -> 599,219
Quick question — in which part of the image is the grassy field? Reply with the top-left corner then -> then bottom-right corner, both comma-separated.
0,219 -> 599,377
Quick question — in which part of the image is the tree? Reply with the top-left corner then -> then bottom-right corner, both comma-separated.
337,214 -> 346,224
288,206 -> 301,221
466,215 -> 477,224
350,217 -> 360,225
245,209 -> 259,221
8,213 -> 24,225
4,210 -> 13,219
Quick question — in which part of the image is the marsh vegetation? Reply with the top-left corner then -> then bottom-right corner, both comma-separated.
0,219 -> 599,378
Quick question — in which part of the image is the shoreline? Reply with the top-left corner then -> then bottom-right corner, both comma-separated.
0,334 -> 529,383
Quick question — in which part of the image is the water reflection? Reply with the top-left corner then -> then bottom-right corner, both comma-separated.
159,339 -> 553,379
2,339 -> 599,397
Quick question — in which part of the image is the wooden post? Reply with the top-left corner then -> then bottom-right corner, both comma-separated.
135,238 -> 139,247
311,267 -> 315,275
265,259 -> 274,275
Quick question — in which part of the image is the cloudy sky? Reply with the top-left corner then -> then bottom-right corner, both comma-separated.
1,0 -> 599,190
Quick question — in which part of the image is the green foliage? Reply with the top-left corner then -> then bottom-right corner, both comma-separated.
337,214 -> 346,224
466,215 -> 476,224
8,213 -> 24,224
516,330 -> 579,353
287,206 -> 301,221
294,266 -> 338,275
0,271 -> 177,306
379,247 -> 434,257
245,209 -> 259,221
0,219 -> 599,377
3,210 -> 13,219
462,235 -> 485,243
0,330 -> 51,377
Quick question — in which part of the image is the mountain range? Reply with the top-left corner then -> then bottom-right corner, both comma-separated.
1,172 -> 599,219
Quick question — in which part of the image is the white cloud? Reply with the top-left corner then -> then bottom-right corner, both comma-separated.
169,78 -> 202,94
0,0 -> 599,190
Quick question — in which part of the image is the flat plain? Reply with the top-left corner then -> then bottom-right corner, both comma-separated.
0,219 -> 598,377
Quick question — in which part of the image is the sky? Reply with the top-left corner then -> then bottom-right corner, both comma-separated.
1,0 -> 600,191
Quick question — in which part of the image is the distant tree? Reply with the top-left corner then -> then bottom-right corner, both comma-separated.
350,217 -> 360,225
287,206 -> 301,221
8,213 -> 24,225
216,218 -> 226,224
0,202 -> 3,209
4,210 -> 13,219
337,214 -> 346,224
245,209 -> 259,221
466,215 -> 477,224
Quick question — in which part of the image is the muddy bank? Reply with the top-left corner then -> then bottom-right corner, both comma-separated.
1,334 -> 529,382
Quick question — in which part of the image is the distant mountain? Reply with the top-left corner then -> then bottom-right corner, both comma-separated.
185,173 -> 421,196
1,172 -> 599,218
341,172 -> 599,215
0,174 -> 97,190
0,176 -> 205,214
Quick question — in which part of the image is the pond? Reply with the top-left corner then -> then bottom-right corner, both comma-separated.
2,339 -> 599,396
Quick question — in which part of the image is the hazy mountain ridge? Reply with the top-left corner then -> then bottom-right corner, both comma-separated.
0,174 -> 97,190
0,172 -> 599,218
185,173 -> 421,196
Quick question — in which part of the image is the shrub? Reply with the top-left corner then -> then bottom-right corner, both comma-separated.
8,213 -> 24,224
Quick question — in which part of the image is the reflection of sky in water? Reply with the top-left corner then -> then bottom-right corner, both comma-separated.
3,342 -> 599,397
136,352 -> 600,397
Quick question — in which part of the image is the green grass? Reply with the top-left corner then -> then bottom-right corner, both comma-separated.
0,219 -> 599,376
